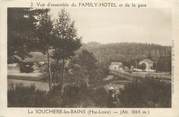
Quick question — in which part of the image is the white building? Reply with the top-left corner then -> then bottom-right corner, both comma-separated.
109,62 -> 124,72
139,59 -> 155,72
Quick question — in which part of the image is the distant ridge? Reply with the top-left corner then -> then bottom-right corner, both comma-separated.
80,42 -> 171,64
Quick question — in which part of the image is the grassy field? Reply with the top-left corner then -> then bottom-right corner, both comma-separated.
8,79 -> 49,91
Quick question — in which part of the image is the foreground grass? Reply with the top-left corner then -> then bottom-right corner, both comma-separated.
119,78 -> 171,107
8,78 -> 171,108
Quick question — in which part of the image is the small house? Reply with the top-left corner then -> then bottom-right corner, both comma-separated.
109,62 -> 124,72
139,59 -> 155,72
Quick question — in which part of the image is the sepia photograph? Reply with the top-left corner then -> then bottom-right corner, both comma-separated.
7,8 -> 172,108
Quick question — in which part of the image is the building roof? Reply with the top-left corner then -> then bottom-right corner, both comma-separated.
139,59 -> 153,65
111,62 -> 122,66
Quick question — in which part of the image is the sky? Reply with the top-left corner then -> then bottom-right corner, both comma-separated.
50,8 -> 172,46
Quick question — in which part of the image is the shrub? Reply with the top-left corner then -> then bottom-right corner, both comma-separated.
8,84 -> 63,107
89,87 -> 108,107
119,78 -> 171,107
19,62 -> 34,73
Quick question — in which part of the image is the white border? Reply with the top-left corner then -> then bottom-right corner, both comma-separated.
0,0 -> 179,117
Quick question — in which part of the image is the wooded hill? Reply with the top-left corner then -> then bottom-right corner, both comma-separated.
81,42 -> 171,71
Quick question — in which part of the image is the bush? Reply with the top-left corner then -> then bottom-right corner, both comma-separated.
119,78 -> 171,107
89,87 -> 108,107
8,84 -> 63,107
19,62 -> 34,73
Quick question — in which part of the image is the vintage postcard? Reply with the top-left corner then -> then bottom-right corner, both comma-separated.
0,0 -> 179,117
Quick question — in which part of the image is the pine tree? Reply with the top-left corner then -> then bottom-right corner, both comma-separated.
52,9 -> 81,93
36,9 -> 53,90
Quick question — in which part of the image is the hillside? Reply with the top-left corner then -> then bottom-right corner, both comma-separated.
81,42 -> 171,67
